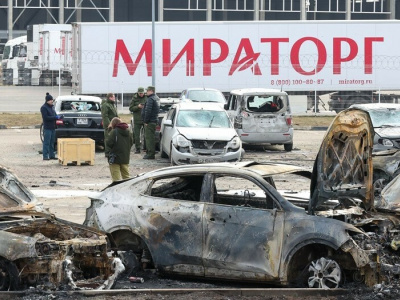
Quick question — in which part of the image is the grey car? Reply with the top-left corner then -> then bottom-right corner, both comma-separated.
349,103 -> 400,152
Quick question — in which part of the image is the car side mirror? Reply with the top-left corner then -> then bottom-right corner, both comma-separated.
164,119 -> 173,127
224,104 -> 229,110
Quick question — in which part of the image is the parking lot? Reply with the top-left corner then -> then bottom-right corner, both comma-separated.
0,127 -> 324,223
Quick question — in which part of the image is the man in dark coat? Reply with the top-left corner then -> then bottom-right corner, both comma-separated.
129,87 -> 147,153
142,86 -> 159,159
40,92 -> 62,160
101,93 -> 119,157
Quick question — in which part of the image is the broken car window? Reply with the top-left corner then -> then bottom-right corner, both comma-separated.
150,175 -> 204,202
213,175 -> 275,209
60,101 -> 100,112
246,95 -> 285,113
176,110 -> 230,128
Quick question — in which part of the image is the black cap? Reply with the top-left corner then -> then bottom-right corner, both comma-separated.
45,92 -> 53,102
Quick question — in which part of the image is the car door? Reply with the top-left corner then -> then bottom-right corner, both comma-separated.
202,173 -> 284,281
141,174 -> 206,275
161,107 -> 177,156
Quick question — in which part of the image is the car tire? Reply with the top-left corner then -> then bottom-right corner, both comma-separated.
0,259 -> 20,291
170,144 -> 176,166
160,137 -> 168,159
306,257 -> 342,289
284,143 -> 293,152
40,123 -> 44,143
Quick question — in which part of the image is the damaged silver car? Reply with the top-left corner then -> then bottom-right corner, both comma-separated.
84,159 -> 378,288
0,165 -> 123,291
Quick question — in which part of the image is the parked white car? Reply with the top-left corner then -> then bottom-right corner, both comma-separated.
225,88 -> 294,151
160,102 -> 242,165
180,88 -> 226,107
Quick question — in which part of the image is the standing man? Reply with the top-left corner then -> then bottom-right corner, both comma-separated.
141,86 -> 159,159
101,93 -> 119,157
40,92 -> 62,160
129,87 -> 147,154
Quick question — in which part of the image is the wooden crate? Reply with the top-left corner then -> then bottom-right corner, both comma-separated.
57,138 -> 95,166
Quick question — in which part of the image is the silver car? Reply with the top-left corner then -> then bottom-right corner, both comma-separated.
225,88 -> 294,151
160,102 -> 242,165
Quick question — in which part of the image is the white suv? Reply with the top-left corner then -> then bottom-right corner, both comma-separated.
225,88 -> 293,151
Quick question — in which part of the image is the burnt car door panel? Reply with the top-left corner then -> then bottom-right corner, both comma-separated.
142,175 -> 205,275
202,174 -> 284,280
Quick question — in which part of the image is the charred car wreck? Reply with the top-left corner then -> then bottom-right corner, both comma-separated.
0,165 -> 123,291
85,108 -> 395,289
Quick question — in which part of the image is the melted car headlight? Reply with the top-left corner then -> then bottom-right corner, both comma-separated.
176,135 -> 192,148
381,138 -> 394,147
227,136 -> 241,150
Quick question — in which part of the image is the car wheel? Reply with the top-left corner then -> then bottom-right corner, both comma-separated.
160,137 -> 168,159
40,123 -> 44,143
0,259 -> 20,291
170,144 -> 176,166
306,257 -> 342,289
284,143 -> 293,152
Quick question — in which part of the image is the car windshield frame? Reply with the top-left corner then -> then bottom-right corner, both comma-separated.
176,109 -> 231,128
368,109 -> 400,128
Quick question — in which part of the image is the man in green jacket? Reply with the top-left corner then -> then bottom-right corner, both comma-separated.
129,87 -> 147,153
101,93 -> 119,157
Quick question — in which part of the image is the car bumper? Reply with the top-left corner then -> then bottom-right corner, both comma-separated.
56,128 -> 104,143
238,128 -> 293,145
171,146 -> 241,165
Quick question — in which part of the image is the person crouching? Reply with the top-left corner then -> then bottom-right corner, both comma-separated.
106,117 -> 134,182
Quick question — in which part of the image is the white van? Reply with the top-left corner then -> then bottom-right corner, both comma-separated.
225,88 -> 293,151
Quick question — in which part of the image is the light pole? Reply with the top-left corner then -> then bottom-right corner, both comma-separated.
152,0 -> 155,86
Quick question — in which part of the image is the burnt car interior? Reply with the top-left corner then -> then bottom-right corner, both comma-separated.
149,173 -> 279,209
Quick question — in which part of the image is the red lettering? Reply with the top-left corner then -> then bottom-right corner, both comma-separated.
261,38 -> 289,75
291,37 -> 326,75
229,38 -> 261,76
203,39 -> 229,76
365,37 -> 384,74
54,48 -> 62,54
163,39 -> 194,76
112,39 -> 152,77
333,38 -> 358,74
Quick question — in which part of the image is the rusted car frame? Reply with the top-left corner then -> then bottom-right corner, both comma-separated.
0,165 -> 120,290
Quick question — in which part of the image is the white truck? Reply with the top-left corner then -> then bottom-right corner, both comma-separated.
71,20 -> 400,110
1,35 -> 27,85
1,24 -> 72,86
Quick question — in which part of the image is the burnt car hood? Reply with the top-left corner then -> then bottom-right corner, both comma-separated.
309,109 -> 374,213
0,165 -> 40,211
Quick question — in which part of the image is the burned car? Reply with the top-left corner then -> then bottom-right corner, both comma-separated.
0,165 -> 122,290
85,157 -> 377,289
